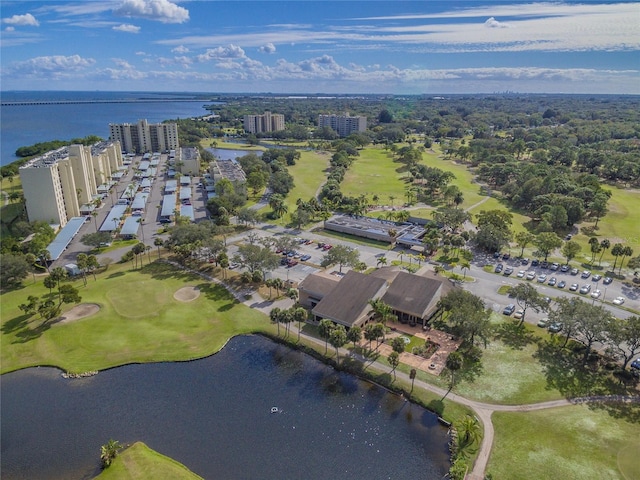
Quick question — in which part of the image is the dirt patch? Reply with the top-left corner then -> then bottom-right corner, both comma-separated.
58,303 -> 100,324
174,286 -> 201,302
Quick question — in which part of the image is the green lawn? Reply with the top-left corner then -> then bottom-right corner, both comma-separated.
489,405 -> 640,480
198,138 -> 265,151
95,442 -> 203,480
341,147 -> 408,205
0,261 -> 271,374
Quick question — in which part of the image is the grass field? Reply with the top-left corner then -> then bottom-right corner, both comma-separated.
0,261 -> 270,374
489,405 -> 640,480
95,442 -> 203,480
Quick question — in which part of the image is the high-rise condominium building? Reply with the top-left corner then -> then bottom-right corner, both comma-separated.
318,113 -> 367,137
19,141 -> 123,227
243,112 -> 285,134
109,119 -> 179,154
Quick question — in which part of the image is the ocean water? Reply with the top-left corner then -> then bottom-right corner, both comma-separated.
0,91 -> 214,166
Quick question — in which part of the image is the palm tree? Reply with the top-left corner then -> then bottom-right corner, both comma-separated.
457,415 -> 481,455
388,195 -> 396,207
91,210 -> 99,231
388,351 -> 400,380
100,439 -> 123,468
270,307 -> 282,336
265,279 -> 274,299
442,351 -> 463,400
319,319 -> 334,354
293,307 -> 307,342
329,324 -> 347,364
347,325 -> 362,349
598,239 -> 610,266
154,237 -> 164,258
409,368 -> 417,396
376,256 -> 387,267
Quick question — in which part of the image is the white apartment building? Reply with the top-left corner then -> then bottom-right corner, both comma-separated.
19,141 -> 123,227
109,119 -> 179,154
175,147 -> 201,175
243,111 -> 285,134
318,113 -> 367,137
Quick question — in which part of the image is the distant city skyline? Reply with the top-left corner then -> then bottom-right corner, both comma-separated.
1,1 -> 639,94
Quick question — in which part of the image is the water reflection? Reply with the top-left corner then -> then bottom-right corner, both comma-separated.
1,335 -> 450,480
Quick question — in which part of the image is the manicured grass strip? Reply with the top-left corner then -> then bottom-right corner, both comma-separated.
489,405 -> 640,480
0,261 -> 272,374
198,138 -> 264,151
341,147 -> 407,205
95,442 -> 203,480
284,150 -> 330,212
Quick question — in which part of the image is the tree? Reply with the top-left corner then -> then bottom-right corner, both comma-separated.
598,239 -> 610,266
619,246 -> 634,274
515,231 -> 535,258
49,266 -> 67,290
319,319 -> 334,354
100,439 -> 123,469
154,237 -> 164,259
534,232 -> 562,261
508,283 -> 549,327
390,336 -> 407,354
19,295 -> 40,316
610,243 -> 624,271
237,207 -> 260,226
571,301 -> 612,364
329,324 -> 347,364
457,415 -> 481,452
235,243 -> 280,279
388,351 -> 400,380
293,307 -> 307,342
409,368 -> 417,396
376,256 -> 387,267
86,255 -> 100,281
320,244 -> 360,273
268,193 -> 288,218
368,298 -> 397,326
589,192 -> 609,227
347,326 -> 362,349
607,316 -> 640,370
81,231 -> 113,249
43,275 -> 57,294
442,351 -> 463,400
246,170 -> 268,196
588,237 -> 601,264
561,240 -> 581,265
58,284 -> 81,308
0,253 -> 30,289
76,253 -> 89,286
270,307 -> 282,336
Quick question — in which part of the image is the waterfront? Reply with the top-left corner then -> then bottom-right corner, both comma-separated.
1,335 -> 450,480
0,91 -> 214,166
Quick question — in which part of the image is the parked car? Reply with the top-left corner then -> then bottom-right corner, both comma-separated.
503,304 -> 516,315
537,318 -> 549,328
517,270 -> 526,278
502,253 -> 511,260
503,266 -> 514,276
493,252 -> 501,258
531,259 -> 539,267
521,258 -> 529,265
550,263 -> 560,271
495,264 -> 504,273
592,274 -> 602,281
557,280 -> 566,289
613,296 -> 625,305
526,271 -> 536,280
300,254 -> 311,261
540,261 -> 549,269
590,289 -> 601,299
569,283 -> 579,291
603,277 -> 613,285
548,322 -> 563,333
547,277 -> 557,286
565,234 -> 572,240
631,358 -> 640,370
581,270 -> 591,279
513,309 -> 524,319
560,264 -> 570,273
579,284 -> 591,294
570,268 -> 579,275
537,274 -> 547,283
322,244 -> 333,251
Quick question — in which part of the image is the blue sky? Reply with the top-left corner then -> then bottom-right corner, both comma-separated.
1,0 -> 638,94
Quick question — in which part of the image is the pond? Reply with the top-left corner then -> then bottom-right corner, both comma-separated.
1,335 -> 450,480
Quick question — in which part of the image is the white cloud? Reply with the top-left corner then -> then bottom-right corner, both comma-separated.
3,13 -> 39,26
197,44 -> 246,62
258,42 -> 276,54
7,55 -> 96,77
113,23 -> 140,33
484,17 -> 509,29
5,26 -> 15,32
113,0 -> 189,24
171,45 -> 189,54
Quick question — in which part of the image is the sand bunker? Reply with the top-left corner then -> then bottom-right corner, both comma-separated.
59,303 -> 100,324
174,286 -> 201,302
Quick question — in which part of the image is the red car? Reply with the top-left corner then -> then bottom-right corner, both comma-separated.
322,244 -> 332,250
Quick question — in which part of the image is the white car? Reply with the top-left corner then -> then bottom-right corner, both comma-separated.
613,296 -> 625,305
517,270 -> 526,278
526,271 -> 536,280
590,289 -> 601,299
513,309 -> 524,320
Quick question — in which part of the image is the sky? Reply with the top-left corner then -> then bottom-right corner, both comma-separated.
1,0 -> 639,94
